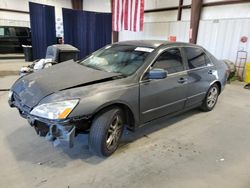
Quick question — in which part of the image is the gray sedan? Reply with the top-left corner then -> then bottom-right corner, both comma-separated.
9,40 -> 228,157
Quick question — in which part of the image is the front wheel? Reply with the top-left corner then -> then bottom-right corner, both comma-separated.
201,84 -> 219,112
89,107 -> 124,157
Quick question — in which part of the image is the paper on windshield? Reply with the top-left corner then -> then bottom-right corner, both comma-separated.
135,47 -> 154,53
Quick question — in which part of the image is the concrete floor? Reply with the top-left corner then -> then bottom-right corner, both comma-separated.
0,80 -> 250,188
0,59 -> 31,77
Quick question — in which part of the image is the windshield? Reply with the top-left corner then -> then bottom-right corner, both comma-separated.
78,45 -> 153,76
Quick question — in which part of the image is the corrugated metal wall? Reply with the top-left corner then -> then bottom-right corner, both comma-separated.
120,18 -> 250,63
0,19 -> 30,27
197,18 -> 250,62
119,21 -> 190,42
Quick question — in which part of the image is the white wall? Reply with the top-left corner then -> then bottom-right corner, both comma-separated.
0,0 -> 72,37
201,4 -> 250,20
119,21 -> 190,42
119,0 -> 250,62
0,0 -> 30,26
0,0 -> 112,36
83,0 -> 111,13
197,18 -> 250,62
145,0 -> 179,10
147,0 -> 250,20
0,0 -> 72,18
1,0 -> 249,61
198,2 -> 250,62
119,0 -> 188,42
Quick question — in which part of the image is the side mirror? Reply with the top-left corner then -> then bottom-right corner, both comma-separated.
147,68 -> 167,79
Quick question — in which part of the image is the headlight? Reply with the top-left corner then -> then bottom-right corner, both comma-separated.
8,90 -> 13,100
30,99 -> 79,120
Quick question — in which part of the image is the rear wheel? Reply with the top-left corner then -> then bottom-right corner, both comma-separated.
201,84 -> 219,112
89,107 -> 124,157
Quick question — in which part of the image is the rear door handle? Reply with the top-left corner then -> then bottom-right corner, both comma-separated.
178,77 -> 187,84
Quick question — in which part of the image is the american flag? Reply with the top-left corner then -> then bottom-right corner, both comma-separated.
112,0 -> 144,32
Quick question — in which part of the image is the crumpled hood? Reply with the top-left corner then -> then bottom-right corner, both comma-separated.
11,61 -> 121,108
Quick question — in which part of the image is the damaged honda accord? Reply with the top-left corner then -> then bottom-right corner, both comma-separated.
9,40 -> 228,157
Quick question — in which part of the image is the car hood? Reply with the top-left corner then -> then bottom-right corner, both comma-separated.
11,61 -> 122,108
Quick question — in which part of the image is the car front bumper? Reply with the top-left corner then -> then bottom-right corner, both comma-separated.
28,115 -> 76,148
9,98 -> 77,148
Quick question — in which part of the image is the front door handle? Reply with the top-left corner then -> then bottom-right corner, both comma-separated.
178,77 -> 187,84
208,70 -> 213,74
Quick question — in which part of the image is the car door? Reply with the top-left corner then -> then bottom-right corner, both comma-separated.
140,47 -> 188,123
182,47 -> 217,107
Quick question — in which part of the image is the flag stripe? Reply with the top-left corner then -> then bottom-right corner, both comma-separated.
137,0 -> 140,31
118,0 -> 123,31
112,0 -> 115,31
132,0 -> 135,31
133,0 -> 138,32
116,0 -> 120,31
124,0 -> 129,30
130,0 -> 133,31
121,0 -> 125,30
112,0 -> 144,32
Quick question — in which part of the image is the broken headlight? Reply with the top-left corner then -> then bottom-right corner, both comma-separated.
30,99 -> 79,120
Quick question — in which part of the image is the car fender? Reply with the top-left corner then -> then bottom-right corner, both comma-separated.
67,84 -> 140,125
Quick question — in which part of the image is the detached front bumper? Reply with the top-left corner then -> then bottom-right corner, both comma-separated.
9,99 -> 76,148
28,115 -> 76,148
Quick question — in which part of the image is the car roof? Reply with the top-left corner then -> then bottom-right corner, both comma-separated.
113,40 -> 198,49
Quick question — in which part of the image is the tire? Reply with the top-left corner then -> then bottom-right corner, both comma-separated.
201,84 -> 219,112
89,107 -> 125,157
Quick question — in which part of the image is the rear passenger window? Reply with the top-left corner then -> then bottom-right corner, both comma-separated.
152,48 -> 184,74
184,47 -> 210,69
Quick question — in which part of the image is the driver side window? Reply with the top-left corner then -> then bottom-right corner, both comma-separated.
152,48 -> 184,74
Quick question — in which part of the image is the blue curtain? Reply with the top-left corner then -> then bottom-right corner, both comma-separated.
63,9 -> 112,59
29,2 -> 56,59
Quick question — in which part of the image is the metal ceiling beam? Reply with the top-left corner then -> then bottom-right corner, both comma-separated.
112,31 -> 119,43
0,8 -> 29,14
71,0 -> 83,10
144,0 -> 249,13
177,0 -> 184,21
189,0 -> 203,44
110,0 -> 119,43
203,0 -> 250,7
144,5 -> 186,13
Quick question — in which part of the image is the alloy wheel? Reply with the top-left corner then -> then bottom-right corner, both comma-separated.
207,86 -> 218,108
106,114 -> 123,150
